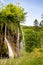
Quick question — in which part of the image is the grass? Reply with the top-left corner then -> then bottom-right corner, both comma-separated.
0,49 -> 43,65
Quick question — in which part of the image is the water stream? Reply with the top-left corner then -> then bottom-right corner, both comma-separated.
5,25 -> 14,58
16,28 -> 20,56
20,27 -> 25,51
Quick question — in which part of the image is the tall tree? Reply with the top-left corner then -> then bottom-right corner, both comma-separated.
34,19 -> 39,31
34,19 -> 38,26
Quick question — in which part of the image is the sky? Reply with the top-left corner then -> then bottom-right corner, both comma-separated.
0,0 -> 43,26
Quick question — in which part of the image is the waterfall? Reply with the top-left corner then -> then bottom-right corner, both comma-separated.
5,25 -> 14,58
5,37 -> 14,58
16,27 -> 25,56
5,24 -> 6,38
20,27 -> 25,51
16,27 -> 20,56
17,28 -> 19,46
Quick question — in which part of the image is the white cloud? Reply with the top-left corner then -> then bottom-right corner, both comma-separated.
0,0 -> 5,3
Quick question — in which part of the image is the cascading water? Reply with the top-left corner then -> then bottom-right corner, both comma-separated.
16,28 -> 20,56
16,26 -> 25,56
20,27 -> 25,51
5,25 -> 14,58
17,28 -> 19,46
5,37 -> 14,58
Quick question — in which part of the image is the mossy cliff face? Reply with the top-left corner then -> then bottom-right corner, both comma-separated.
0,23 -> 22,58
0,3 -> 26,58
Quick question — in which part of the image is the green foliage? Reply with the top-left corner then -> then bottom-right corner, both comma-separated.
24,29 -> 41,52
1,4 -> 26,26
0,13 -> 6,24
0,3 -> 26,33
22,25 -> 43,52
